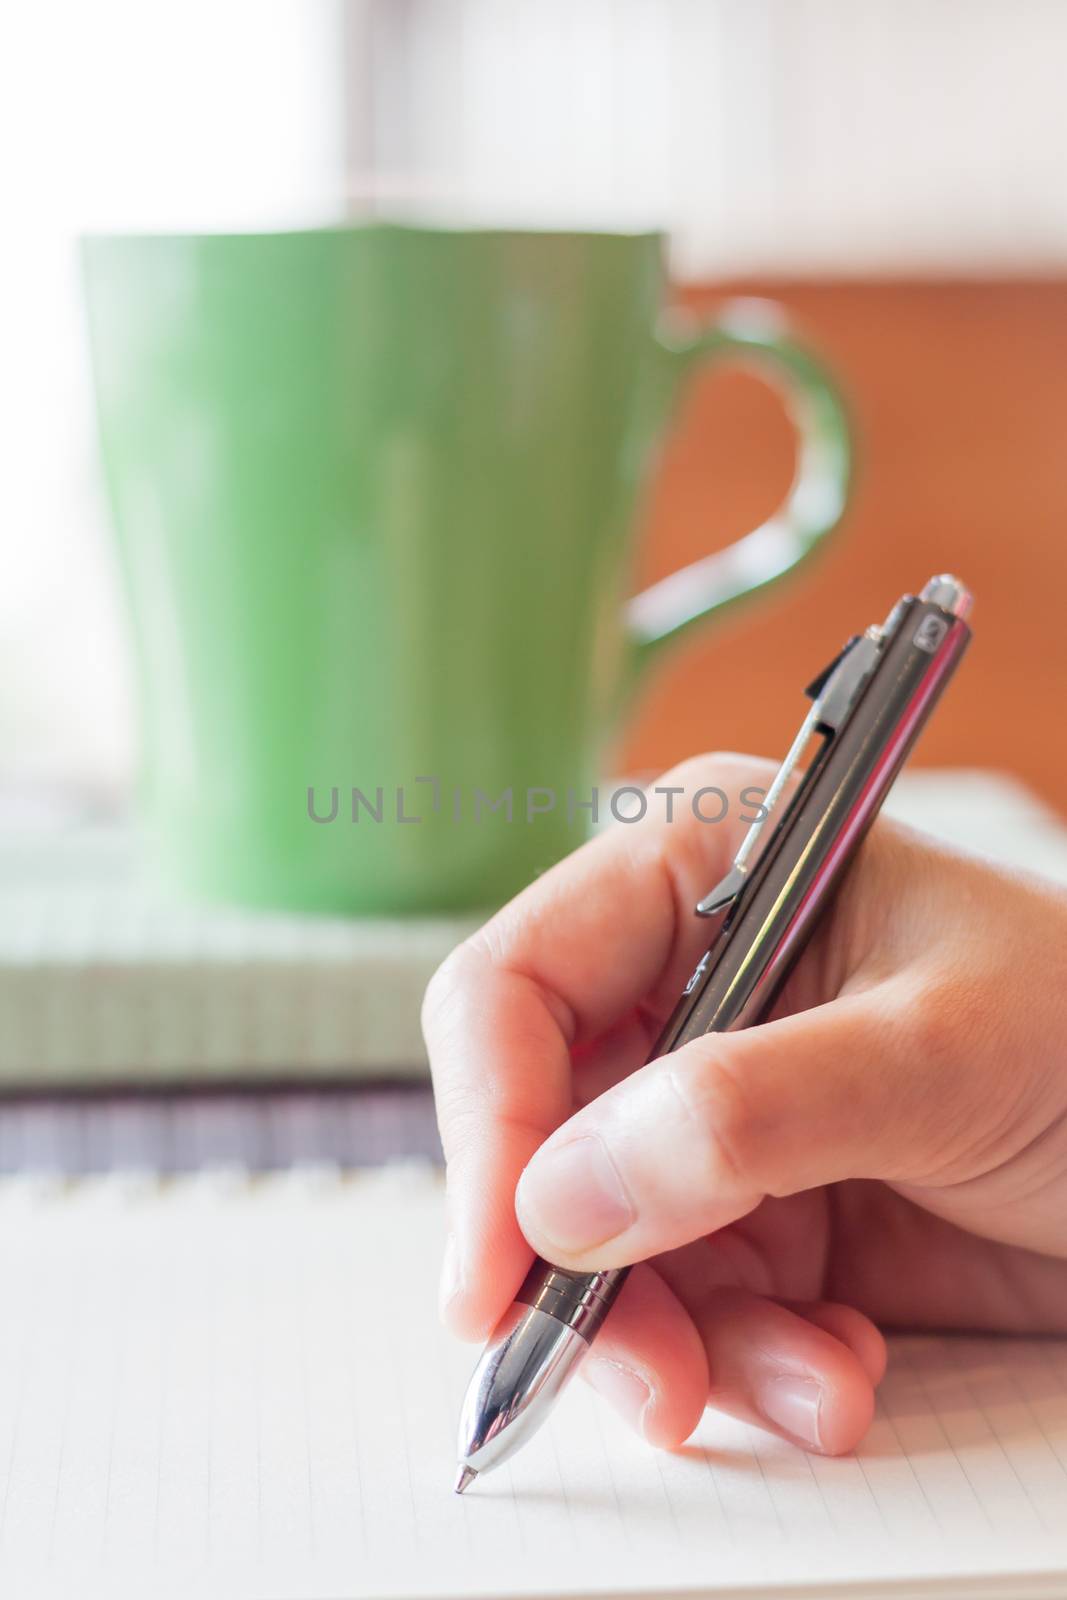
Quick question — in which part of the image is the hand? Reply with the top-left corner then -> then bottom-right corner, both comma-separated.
423,754 -> 1067,1457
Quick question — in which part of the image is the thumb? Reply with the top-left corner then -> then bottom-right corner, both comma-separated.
515,985 -> 925,1270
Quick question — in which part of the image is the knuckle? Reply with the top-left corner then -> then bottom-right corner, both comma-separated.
654,749 -> 776,798
890,966 -> 1015,1183
432,1078 -> 484,1157
420,936 -> 488,1041
665,1045 -> 762,1197
903,963 -> 984,1075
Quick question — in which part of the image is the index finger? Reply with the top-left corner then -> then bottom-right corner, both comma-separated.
421,753 -> 773,1339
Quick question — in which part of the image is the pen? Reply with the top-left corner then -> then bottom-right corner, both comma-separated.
453,574 -> 973,1493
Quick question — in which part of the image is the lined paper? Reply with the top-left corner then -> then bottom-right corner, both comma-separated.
1,1171 -> 1067,1600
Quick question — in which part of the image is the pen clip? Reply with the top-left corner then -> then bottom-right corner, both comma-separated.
695,629 -> 884,917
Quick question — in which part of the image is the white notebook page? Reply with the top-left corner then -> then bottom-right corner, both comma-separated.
1,1169 -> 1067,1600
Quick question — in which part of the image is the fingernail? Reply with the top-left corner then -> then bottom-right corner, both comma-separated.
516,1135 -> 635,1256
758,1375 -> 824,1450
585,1359 -> 652,1436
438,1232 -> 462,1318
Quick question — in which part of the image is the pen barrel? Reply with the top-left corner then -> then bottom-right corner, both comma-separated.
659,594 -> 972,1051
515,1259 -> 629,1341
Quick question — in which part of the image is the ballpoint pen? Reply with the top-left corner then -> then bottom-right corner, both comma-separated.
453,574 -> 974,1494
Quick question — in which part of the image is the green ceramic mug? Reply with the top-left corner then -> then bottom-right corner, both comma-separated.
82,225 -> 851,915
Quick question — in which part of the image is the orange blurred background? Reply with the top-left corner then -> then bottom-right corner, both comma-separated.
624,279 -> 1067,814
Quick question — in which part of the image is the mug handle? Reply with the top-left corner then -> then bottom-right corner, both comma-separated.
623,297 -> 852,697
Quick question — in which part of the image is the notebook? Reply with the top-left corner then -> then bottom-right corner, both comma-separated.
1,1169 -> 1067,1600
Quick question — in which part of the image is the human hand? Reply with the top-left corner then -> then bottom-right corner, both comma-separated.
423,754 -> 1067,1457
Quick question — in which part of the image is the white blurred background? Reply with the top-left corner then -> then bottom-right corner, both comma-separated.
4,0 -> 1067,792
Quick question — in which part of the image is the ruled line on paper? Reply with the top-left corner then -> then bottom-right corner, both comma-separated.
0,1173 -> 1065,1599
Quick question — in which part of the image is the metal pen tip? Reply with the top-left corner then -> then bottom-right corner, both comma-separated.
453,1465 -> 478,1495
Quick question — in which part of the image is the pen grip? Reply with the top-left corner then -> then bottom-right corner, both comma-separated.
514,1259 -> 628,1342
513,923 -> 757,1340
